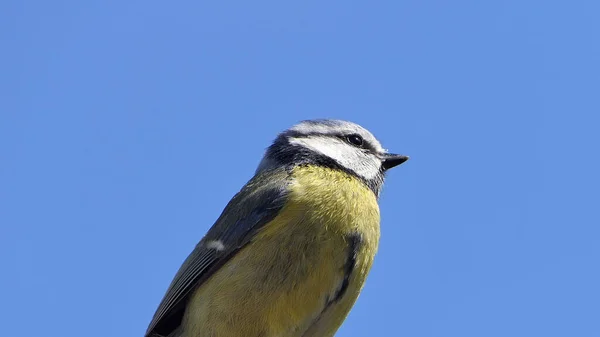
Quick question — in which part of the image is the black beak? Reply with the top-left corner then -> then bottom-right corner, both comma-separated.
381,153 -> 409,170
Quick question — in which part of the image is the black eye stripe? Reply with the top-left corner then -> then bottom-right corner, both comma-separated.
285,131 -> 377,152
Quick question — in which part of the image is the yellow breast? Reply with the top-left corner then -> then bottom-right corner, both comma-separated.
184,166 -> 381,337
285,165 -> 381,239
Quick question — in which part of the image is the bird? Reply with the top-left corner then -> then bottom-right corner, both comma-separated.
145,119 -> 409,337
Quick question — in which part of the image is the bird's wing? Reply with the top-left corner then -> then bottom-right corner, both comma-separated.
145,168 -> 291,337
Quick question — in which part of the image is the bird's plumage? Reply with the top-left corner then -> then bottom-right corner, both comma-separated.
146,168 -> 291,336
145,119 -> 408,337
182,166 -> 380,337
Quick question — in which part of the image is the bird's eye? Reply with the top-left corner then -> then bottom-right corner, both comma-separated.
346,134 -> 364,147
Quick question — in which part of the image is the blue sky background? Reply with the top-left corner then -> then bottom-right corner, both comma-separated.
2,1 -> 599,336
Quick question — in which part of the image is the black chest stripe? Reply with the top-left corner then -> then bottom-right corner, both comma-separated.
332,233 -> 363,303
301,233 -> 364,337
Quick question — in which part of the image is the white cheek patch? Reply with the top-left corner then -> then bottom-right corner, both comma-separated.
289,136 -> 382,180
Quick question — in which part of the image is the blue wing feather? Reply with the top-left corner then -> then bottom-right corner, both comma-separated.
145,168 -> 291,337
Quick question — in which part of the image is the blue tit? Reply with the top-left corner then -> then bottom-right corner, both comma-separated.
145,119 -> 408,337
